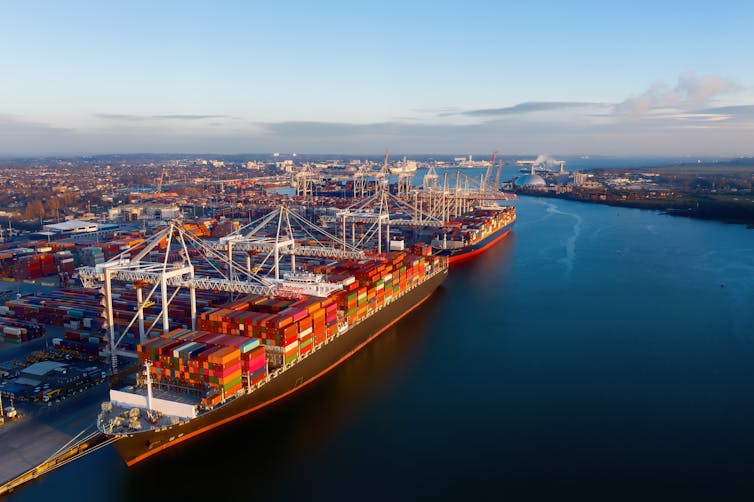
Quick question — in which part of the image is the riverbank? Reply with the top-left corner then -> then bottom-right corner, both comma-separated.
514,188 -> 754,228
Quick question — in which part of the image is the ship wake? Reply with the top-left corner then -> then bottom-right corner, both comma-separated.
545,202 -> 582,275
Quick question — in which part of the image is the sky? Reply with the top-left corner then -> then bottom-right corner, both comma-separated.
2,0 -> 754,157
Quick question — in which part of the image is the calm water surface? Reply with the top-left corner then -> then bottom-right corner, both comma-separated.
10,196 -> 754,501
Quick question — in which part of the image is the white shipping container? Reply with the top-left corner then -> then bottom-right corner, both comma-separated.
172,342 -> 199,358
298,327 -> 313,338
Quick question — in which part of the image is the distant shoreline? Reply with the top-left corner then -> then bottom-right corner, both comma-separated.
516,190 -> 754,229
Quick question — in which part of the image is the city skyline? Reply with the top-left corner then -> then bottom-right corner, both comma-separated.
2,0 -> 754,157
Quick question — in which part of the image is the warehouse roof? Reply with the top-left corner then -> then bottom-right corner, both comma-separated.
22,361 -> 68,377
43,219 -> 99,232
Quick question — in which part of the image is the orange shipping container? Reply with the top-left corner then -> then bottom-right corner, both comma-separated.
207,346 -> 241,365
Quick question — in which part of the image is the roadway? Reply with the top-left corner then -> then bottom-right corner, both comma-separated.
0,381 -> 108,485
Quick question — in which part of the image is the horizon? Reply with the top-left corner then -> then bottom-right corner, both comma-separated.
2,1 -> 754,157
0,152 -> 742,163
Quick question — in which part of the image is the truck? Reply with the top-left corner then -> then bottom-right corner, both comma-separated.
1,393 -> 18,424
42,388 -> 61,402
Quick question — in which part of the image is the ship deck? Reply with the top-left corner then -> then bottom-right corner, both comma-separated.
114,385 -> 202,406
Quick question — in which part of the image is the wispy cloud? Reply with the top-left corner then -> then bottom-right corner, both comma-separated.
694,104 -> 754,118
0,114 -> 71,133
454,101 -> 606,117
95,113 -> 230,121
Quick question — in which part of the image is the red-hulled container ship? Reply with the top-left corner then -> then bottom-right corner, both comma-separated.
431,205 -> 515,264
98,250 -> 448,466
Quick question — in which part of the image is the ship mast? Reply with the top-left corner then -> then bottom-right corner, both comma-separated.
145,360 -> 153,412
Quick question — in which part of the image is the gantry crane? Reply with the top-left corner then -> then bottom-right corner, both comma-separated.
78,205 -> 358,373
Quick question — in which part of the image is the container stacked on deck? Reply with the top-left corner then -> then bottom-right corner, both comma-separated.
328,250 -> 439,325
436,207 -> 515,245
197,292 -> 341,367
192,250 -> 443,369
137,328 -> 267,407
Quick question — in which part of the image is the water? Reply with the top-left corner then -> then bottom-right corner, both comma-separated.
9,197 -> 754,501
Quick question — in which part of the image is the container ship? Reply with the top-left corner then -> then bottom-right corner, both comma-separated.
430,205 -> 515,264
97,247 -> 448,466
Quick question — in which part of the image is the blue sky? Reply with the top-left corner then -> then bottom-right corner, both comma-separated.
2,0 -> 753,156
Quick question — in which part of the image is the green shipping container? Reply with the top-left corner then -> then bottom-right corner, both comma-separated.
222,375 -> 242,391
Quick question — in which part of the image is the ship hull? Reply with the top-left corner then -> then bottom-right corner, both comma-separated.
110,268 -> 448,466
435,223 -> 513,264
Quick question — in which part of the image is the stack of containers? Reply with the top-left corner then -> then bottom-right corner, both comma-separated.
76,247 -> 105,267
210,220 -> 238,238
0,315 -> 45,342
61,330 -> 103,353
0,252 -> 14,277
54,251 -> 75,275
137,329 -> 268,406
161,250 -> 444,372
0,306 -> 46,339
182,222 -> 211,238
14,254 -> 42,279
39,252 -> 56,276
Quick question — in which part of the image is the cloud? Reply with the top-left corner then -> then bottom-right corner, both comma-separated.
614,72 -> 739,116
0,114 -> 72,134
456,101 -> 606,117
0,114 -> 74,157
695,104 -> 754,118
94,113 -> 229,121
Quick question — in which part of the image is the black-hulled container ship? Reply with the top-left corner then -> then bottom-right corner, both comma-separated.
431,206 -> 516,264
99,250 -> 448,466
